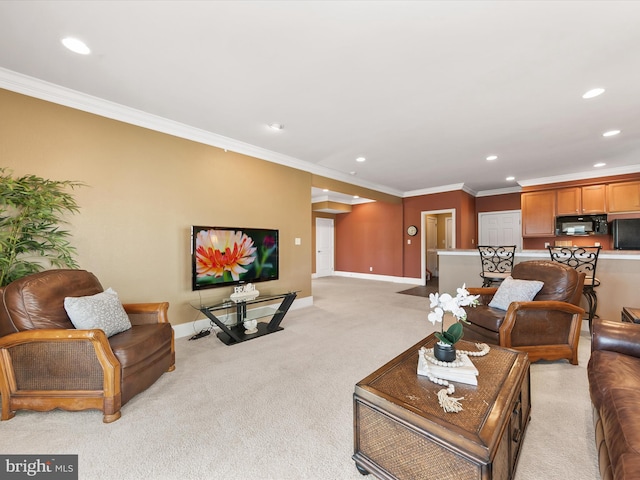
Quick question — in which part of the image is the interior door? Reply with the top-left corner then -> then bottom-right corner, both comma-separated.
426,216 -> 438,276
478,211 -> 522,249
315,217 -> 334,277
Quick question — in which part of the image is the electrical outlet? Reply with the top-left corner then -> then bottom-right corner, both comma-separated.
369,267 -> 373,272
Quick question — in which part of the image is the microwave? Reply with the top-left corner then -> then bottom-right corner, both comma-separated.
555,214 -> 608,236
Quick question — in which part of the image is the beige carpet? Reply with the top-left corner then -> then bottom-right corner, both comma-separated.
0,276 -> 599,479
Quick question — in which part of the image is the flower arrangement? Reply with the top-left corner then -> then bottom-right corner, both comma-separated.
428,284 -> 480,345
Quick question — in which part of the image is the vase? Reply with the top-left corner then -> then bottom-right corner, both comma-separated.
433,341 -> 457,362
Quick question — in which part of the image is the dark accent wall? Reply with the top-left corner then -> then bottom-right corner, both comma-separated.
335,202 -> 403,276
402,190 -> 477,279
476,193 -> 521,212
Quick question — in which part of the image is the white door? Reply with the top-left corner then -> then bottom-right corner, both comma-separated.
445,216 -> 453,249
478,211 -> 522,249
426,216 -> 438,276
315,217 -> 334,277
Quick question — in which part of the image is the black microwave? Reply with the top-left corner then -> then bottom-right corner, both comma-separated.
555,214 -> 608,236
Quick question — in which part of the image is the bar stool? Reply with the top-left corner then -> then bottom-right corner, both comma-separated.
477,245 -> 516,287
548,246 -> 601,331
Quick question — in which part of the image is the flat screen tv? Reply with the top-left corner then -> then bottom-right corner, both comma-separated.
191,226 -> 279,291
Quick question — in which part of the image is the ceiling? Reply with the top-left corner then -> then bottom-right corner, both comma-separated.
1,1 -> 640,199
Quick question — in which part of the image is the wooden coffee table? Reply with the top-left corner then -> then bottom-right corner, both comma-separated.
353,334 -> 530,480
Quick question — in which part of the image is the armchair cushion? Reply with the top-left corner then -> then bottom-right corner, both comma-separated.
64,288 -> 132,337
488,276 -> 544,310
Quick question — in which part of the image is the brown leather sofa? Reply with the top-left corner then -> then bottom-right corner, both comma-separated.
464,260 -> 585,364
588,319 -> 640,480
0,269 -> 175,422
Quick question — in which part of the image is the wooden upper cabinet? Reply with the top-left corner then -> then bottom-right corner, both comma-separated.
607,181 -> 640,213
581,185 -> 606,214
556,185 -> 606,215
522,190 -> 556,237
556,187 -> 581,215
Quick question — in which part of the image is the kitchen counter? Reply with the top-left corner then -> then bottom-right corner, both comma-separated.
437,249 -> 640,325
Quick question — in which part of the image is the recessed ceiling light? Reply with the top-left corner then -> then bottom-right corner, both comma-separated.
602,129 -> 621,137
582,88 -> 605,99
353,195 -> 360,199
356,157 -> 366,163
594,162 -> 606,168
322,188 -> 329,192
350,171 -> 357,176
486,155 -> 498,161
268,123 -> 284,130
61,37 -> 91,55
506,176 -> 515,181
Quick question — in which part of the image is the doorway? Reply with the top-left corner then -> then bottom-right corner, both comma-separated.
315,217 -> 334,277
421,209 -> 455,284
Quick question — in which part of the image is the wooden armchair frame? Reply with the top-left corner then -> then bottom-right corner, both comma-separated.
0,302 -> 173,423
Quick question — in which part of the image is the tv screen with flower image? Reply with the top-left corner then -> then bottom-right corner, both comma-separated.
191,226 -> 279,291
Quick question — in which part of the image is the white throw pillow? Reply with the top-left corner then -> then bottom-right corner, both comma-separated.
488,276 -> 544,311
64,288 -> 132,337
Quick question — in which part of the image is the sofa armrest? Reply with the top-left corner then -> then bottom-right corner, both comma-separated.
591,318 -> 640,357
500,300 -> 584,346
466,287 -> 497,306
0,329 -> 121,412
123,302 -> 170,325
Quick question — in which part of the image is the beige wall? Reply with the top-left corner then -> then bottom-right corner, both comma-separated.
0,89 -> 312,326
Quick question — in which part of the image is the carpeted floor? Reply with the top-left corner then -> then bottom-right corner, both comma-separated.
0,276 -> 598,479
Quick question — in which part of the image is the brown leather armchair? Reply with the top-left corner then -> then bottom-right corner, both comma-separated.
0,269 -> 175,423
463,260 -> 585,365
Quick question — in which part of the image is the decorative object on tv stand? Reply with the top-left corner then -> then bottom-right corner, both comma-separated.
243,319 -> 258,334
230,283 -> 260,303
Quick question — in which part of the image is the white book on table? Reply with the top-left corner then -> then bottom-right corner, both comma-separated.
417,351 -> 479,386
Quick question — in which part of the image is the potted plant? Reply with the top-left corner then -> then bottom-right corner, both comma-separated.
0,168 -> 84,287
428,284 -> 479,361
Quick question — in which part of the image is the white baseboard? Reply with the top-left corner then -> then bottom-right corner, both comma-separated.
173,295 -> 314,339
332,271 -> 422,285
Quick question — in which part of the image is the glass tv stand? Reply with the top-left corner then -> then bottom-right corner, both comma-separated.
190,291 -> 297,345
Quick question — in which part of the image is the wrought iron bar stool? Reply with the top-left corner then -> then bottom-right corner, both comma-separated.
548,245 -> 601,331
477,245 -> 516,287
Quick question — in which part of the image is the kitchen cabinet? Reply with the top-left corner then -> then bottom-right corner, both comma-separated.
607,181 -> 640,213
556,185 -> 606,215
582,185 -> 607,213
556,187 -> 581,215
522,190 -> 556,237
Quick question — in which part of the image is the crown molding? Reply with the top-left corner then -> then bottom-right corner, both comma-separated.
518,164 -> 640,188
0,67 -> 404,198
403,183 -> 467,198
475,186 -> 522,197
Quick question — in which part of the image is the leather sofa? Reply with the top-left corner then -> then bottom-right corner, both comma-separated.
0,269 -> 175,422
588,318 -> 640,480
464,260 -> 585,364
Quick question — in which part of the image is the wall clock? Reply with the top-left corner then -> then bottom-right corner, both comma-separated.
407,225 -> 418,236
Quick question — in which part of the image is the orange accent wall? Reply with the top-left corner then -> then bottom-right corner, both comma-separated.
335,202 -> 403,276
402,190 -> 477,279
476,193 -> 521,212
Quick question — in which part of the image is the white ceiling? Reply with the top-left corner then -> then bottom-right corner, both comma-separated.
1,1 -> 640,198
